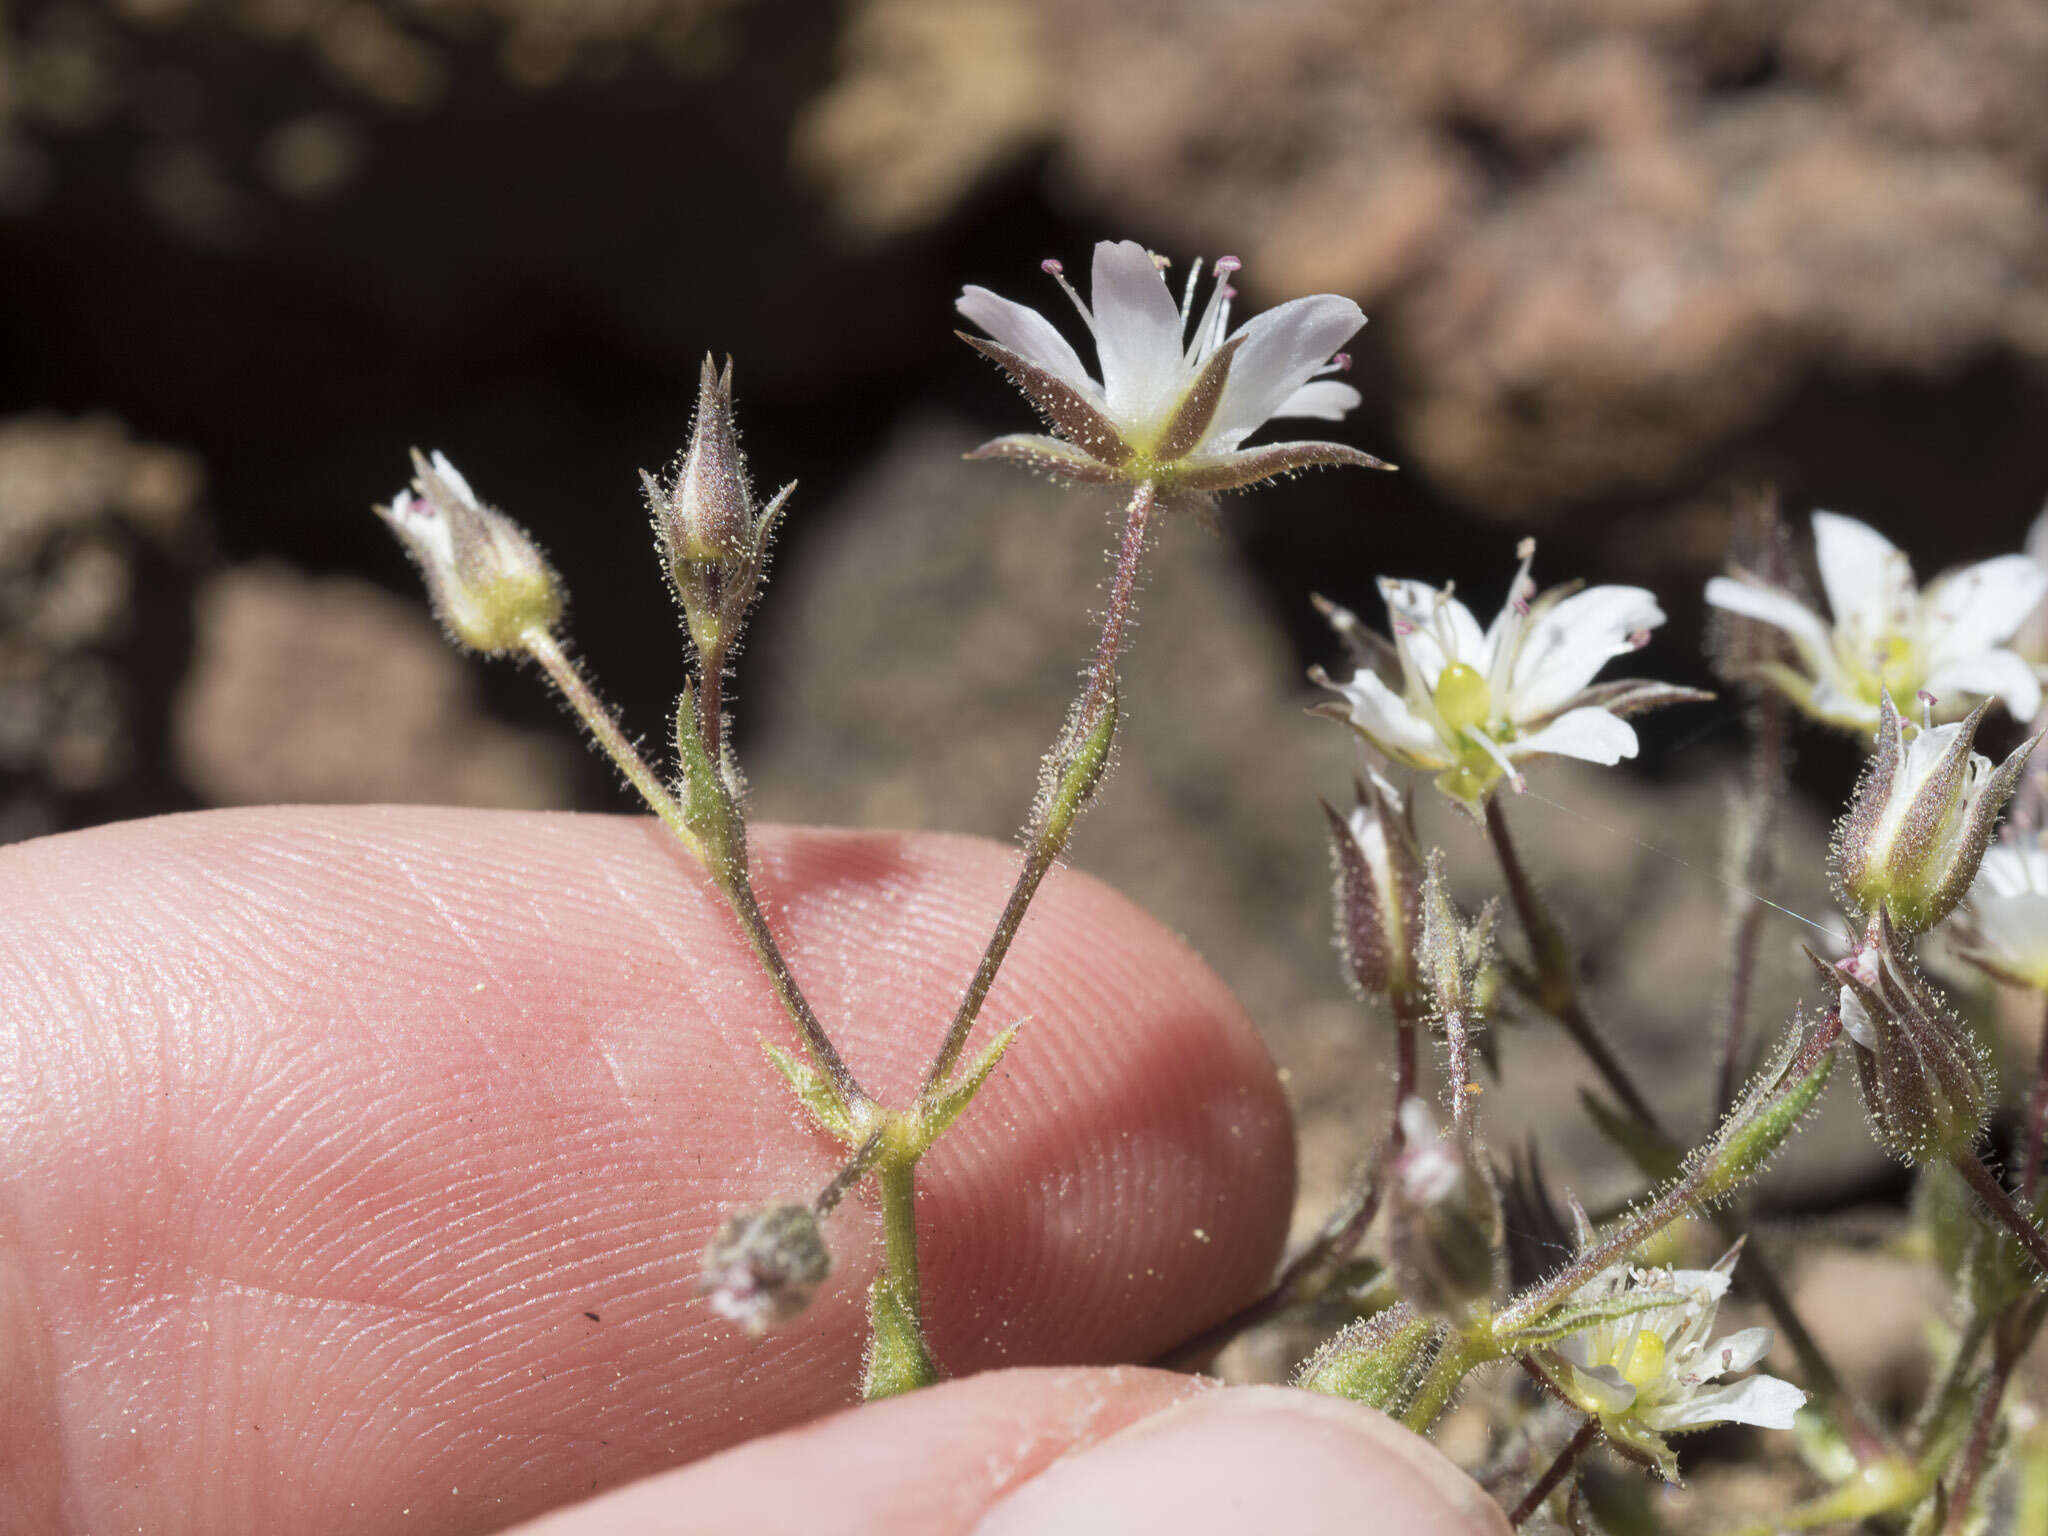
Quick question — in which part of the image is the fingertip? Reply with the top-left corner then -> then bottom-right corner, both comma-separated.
972,1387 -> 1511,1536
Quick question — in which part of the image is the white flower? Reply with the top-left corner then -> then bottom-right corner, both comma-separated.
1539,1246 -> 1805,1482
956,239 -> 1389,495
1954,834 -> 2048,991
1313,541 -> 1703,808
1705,510 -> 2047,733
376,449 -> 562,655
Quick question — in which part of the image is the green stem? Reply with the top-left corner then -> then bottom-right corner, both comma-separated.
863,1155 -> 938,1399
525,627 -> 865,1105
812,1128 -> 886,1217
1717,688 -> 1784,1118
2024,992 -> 2048,1205
1952,1150 -> 2048,1279
921,479 -> 1154,1095
1400,1329 -> 1488,1433
1942,1320 -> 2033,1535
1482,796 -> 1668,1142
1510,1417 -> 1599,1528
524,629 -> 702,856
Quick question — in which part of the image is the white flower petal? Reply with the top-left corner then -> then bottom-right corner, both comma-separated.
1205,294 -> 1366,450
1923,646 -> 2043,721
956,286 -> 1099,400
1272,378 -> 1362,421
426,450 -> 480,509
1379,579 -> 1484,690
1706,1326 -> 1775,1377
1703,576 -> 1836,667
1571,1364 -> 1639,1416
1975,844 -> 2048,899
1969,892 -> 2048,978
1647,1374 -> 1807,1432
1514,707 -> 1639,766
1089,240 -> 1186,430
1839,981 -> 1876,1048
1812,511 -> 1911,640
1337,669 -> 1448,764
1921,556 -> 2048,669
1508,585 -> 1665,719
1666,1268 -> 1734,1305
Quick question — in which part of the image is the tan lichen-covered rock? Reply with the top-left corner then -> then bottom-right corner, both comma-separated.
174,563 -> 573,811
808,0 -> 2048,518
0,412 -> 204,838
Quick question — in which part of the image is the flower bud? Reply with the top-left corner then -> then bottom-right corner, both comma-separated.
1831,691 -> 2040,934
698,1202 -> 831,1335
1298,1302 -> 1442,1411
1323,772 -> 1425,1002
376,449 -> 562,654
1809,914 -> 1991,1163
1417,850 -> 1498,1034
647,356 -> 793,651
1385,1100 -> 1503,1321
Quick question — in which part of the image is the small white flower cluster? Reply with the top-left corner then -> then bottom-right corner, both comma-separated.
1316,541 -> 1696,808
1707,511 -> 2046,733
1540,1247 -> 1806,1482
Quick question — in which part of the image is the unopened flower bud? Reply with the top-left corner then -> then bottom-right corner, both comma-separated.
1385,1100 -> 1504,1321
647,356 -> 793,651
1418,850 -> 1497,1032
1809,915 -> 1991,1163
376,449 -> 562,654
698,1202 -> 831,1335
1831,691 -> 2040,934
1298,1302 -> 1442,1410
1323,772 -> 1425,1002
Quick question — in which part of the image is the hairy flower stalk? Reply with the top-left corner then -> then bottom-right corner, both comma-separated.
1706,510 -> 2047,734
1315,541 -> 1707,810
1385,1100 -> 1503,1321
957,239 -> 1388,504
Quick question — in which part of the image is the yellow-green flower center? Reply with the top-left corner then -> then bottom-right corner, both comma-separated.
1620,1329 -> 1667,1391
1434,662 -> 1493,735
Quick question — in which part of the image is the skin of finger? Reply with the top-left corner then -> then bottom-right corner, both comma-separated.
500,1370 -> 1510,1536
501,1366 -> 1212,1535
0,807 -> 1295,1535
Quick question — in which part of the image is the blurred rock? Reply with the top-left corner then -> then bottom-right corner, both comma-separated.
0,411 -> 205,840
174,562 -> 574,810
1788,1244 -> 1947,1411
793,0 -> 1052,238
810,0 -> 2048,519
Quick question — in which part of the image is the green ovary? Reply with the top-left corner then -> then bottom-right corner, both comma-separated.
1433,662 -> 1493,734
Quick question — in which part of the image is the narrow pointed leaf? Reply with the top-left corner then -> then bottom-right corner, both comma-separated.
919,1023 -> 1021,1146
762,1040 -> 854,1141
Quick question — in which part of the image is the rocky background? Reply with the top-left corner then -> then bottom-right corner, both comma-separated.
6,0 -> 2048,1517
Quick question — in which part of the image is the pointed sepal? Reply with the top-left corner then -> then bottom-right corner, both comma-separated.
957,333 -> 1133,468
